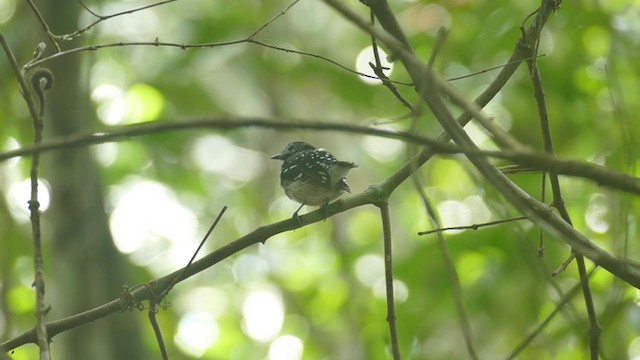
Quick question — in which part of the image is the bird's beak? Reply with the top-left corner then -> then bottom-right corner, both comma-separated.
270,153 -> 286,160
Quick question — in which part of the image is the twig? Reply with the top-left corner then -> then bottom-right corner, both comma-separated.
368,9 -> 415,112
413,175 -> 478,359
378,203 -> 401,360
25,0 -> 61,51
418,216 -> 528,235
162,206 -> 228,297
142,206 -> 227,358
526,49 -> 601,358
63,0 -> 180,40
506,267 -> 596,359
22,38 -> 409,85
21,0 -> 411,87
538,172 -> 547,257
447,54 -> 546,81
148,300 -> 169,360
248,0 -> 300,39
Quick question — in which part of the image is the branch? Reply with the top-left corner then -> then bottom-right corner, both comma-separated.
0,34 -> 53,359
25,0 -> 61,51
320,0 -> 640,290
417,216 -> 528,236
379,203 -> 400,360
64,0 -> 180,40
526,48 -> 601,358
506,268 -> 596,359
2,118 -> 639,196
413,175 -> 478,359
1,192 -> 371,350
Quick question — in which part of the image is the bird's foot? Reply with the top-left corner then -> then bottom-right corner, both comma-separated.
321,203 -> 330,222
291,204 -> 305,227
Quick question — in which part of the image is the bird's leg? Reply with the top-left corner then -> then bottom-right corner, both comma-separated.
321,202 -> 330,222
292,203 -> 305,226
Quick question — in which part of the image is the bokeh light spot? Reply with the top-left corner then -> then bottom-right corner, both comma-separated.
269,335 -> 304,360
355,46 -> 393,85
242,289 -> 284,341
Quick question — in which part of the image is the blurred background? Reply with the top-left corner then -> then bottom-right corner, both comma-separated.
1,0 -> 640,359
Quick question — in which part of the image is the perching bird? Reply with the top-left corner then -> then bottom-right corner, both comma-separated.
271,141 -> 357,219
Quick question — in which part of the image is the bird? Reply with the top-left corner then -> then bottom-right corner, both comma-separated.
271,141 -> 358,220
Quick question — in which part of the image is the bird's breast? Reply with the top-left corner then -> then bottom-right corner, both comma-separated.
282,179 -> 345,206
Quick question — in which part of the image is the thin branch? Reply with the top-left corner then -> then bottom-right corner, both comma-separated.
21,0 -> 410,87
323,0 -> 555,196
413,175 -> 478,359
22,38 -> 409,85
320,0 -> 640,291
526,47 -> 601,358
62,0 -> 180,40
25,0 -> 61,51
148,300 -> 169,360
506,268 -> 596,359
1,118 -> 639,196
248,0 -> 301,39
379,203 -> 401,360
418,216 -> 528,236
447,54 -> 546,81
3,131 -> 640,350
0,33 -> 52,360
368,9 -> 415,112
538,172 -> 547,257
1,189 -> 369,350
162,206 -> 228,297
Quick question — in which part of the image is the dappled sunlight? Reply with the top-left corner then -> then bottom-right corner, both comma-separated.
437,200 -> 471,234
3,0 -> 640,358
354,253 -> 384,288
6,178 -> 51,223
174,311 -> 219,357
242,289 -> 285,342
269,335 -> 304,360
175,286 -> 229,319
190,135 -> 265,184
585,194 -> 610,234
355,46 -> 393,85
0,0 -> 15,24
373,278 -> 409,303
91,82 -> 164,125
362,134 -> 404,163
91,83 -> 126,125
108,179 -> 198,273
232,253 -> 270,285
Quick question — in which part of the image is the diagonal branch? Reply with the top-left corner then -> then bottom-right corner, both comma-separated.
320,0 -> 640,289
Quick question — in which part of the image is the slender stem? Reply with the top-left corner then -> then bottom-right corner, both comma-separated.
526,55 -> 601,359
148,301 -> 169,360
162,206 -> 228,297
413,176 -> 478,359
0,32 -> 51,359
379,203 -> 401,360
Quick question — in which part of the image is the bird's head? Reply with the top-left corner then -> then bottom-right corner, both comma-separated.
270,141 -> 316,161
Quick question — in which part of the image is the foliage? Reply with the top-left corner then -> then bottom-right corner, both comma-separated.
1,0 -> 640,359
